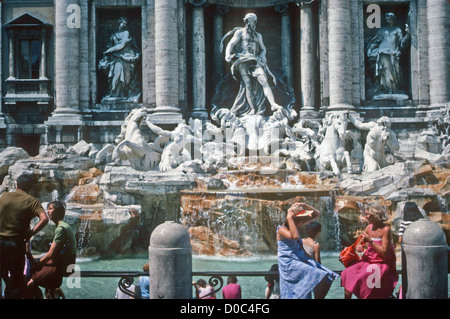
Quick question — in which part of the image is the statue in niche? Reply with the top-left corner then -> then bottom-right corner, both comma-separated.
349,114 -> 400,172
366,12 -> 410,100
211,13 -> 295,118
98,17 -> 141,103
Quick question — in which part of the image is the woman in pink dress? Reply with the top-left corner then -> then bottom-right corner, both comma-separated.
341,202 -> 398,299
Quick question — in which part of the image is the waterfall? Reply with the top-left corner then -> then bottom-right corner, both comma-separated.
77,218 -> 92,250
51,189 -> 59,201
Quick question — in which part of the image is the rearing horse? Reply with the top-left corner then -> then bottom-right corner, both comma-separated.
315,112 -> 353,175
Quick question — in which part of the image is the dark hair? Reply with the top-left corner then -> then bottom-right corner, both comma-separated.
17,174 -> 34,192
48,201 -> 66,221
196,279 -> 206,287
305,221 -> 322,238
403,202 -> 422,222
227,276 -> 238,284
264,264 -> 279,283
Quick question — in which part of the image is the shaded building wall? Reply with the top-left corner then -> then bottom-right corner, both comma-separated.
0,0 -> 448,153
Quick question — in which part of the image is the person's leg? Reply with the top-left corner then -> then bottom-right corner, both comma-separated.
4,241 -> 26,299
313,277 -> 333,299
344,288 -> 352,299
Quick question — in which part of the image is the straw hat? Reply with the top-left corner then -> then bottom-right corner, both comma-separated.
292,205 -> 314,217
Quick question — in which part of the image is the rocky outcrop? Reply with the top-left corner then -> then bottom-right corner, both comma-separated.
0,144 -> 448,258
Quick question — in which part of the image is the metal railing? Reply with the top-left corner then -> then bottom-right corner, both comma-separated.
76,269 -> 342,299
68,264 -> 450,299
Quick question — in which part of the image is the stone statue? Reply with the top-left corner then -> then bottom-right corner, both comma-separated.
211,13 -> 295,117
210,108 -> 247,155
261,108 -> 297,156
285,119 -> 322,171
315,112 -> 353,175
158,123 -> 202,172
430,107 -> 450,152
349,114 -> 400,172
366,12 -> 410,99
98,17 -> 141,103
112,107 -> 170,171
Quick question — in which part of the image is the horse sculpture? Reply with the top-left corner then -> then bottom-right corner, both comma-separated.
315,112 -> 353,175
112,107 -> 170,171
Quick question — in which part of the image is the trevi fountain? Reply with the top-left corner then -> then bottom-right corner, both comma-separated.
0,1 -> 448,262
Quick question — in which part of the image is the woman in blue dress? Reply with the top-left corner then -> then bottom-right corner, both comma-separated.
277,202 -> 339,299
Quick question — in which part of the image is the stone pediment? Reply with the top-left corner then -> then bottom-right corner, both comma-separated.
4,12 -> 52,29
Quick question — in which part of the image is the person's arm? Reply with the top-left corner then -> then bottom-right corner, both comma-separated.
349,114 -> 373,131
38,241 -> 61,265
313,242 -> 321,264
225,30 -> 242,62
277,206 -> 299,240
265,284 -> 272,299
25,241 -> 35,263
192,282 -> 200,299
26,210 -> 48,241
256,33 -> 267,64
145,117 -> 172,139
33,211 -> 49,235
104,31 -> 131,54
362,226 -> 391,257
356,226 -> 370,252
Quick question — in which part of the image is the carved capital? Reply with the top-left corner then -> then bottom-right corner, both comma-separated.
274,3 -> 289,15
215,4 -> 229,15
297,0 -> 316,8
188,0 -> 209,8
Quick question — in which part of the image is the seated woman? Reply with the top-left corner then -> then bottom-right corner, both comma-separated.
192,279 -> 216,299
27,201 -> 77,299
302,221 -> 322,263
277,202 -> 339,299
341,202 -> 398,299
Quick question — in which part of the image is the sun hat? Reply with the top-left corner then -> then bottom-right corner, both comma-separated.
293,205 -> 314,217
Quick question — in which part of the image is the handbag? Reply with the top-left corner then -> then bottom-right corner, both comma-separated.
339,235 -> 363,267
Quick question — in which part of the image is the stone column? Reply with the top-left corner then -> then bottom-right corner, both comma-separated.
46,0 -> 82,124
275,3 -> 293,87
149,0 -> 183,125
7,30 -> 15,80
298,0 -> 318,116
427,1 -> 449,107
327,0 -> 354,110
213,5 -> 229,82
39,29 -> 48,80
190,0 -> 208,120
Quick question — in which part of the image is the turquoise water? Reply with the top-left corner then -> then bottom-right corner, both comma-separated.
17,252 -> 448,299
59,252 -> 345,299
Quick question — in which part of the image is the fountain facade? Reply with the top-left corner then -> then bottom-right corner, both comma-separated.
0,1 -> 448,257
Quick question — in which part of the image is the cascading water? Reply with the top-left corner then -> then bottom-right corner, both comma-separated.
181,169 -> 344,256
77,218 -> 92,250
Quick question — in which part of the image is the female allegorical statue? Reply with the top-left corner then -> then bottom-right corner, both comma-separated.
366,12 -> 410,98
99,17 -> 141,103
